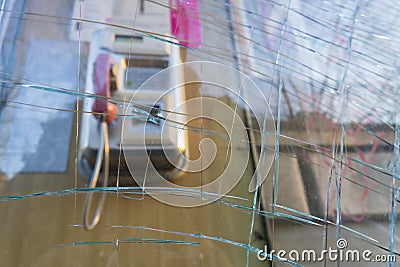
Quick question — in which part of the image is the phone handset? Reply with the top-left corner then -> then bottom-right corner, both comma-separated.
83,53 -> 118,230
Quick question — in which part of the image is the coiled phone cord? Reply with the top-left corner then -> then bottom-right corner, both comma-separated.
83,119 -> 109,230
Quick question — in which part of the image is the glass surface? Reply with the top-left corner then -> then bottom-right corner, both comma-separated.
0,0 -> 399,266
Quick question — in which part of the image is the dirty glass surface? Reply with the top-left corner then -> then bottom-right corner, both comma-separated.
0,0 -> 399,266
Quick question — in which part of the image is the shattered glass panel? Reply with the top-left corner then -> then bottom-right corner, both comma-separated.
0,0 -> 400,266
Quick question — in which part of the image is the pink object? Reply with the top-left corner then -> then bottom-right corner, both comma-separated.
169,0 -> 202,48
92,53 -> 118,123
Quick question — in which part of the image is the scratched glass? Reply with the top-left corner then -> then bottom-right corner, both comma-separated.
0,0 -> 399,266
